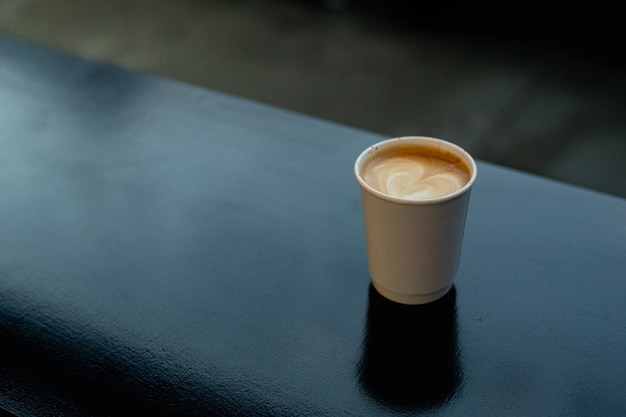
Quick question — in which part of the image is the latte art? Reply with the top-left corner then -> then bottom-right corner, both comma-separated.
360,145 -> 470,200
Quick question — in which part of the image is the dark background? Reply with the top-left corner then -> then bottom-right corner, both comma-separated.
1,0 -> 624,198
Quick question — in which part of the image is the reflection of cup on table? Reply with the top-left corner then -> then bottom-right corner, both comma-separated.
357,284 -> 462,410
354,136 -> 477,304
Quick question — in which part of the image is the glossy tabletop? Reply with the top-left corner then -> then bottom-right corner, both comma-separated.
1,35 -> 625,417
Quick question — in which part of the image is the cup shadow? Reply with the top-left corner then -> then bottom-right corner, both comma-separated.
357,284 -> 463,411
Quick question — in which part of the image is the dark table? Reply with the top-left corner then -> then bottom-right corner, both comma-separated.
1,34 -> 625,417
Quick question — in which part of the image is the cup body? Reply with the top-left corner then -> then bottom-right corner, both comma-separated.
354,137 -> 477,304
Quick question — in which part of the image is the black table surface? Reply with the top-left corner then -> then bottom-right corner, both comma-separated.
1,35 -> 625,417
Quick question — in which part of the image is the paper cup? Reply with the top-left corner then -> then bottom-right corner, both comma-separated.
354,136 -> 477,304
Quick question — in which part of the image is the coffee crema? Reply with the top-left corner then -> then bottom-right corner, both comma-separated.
360,144 -> 471,200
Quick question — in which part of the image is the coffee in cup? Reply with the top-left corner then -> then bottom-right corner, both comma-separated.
354,137 -> 477,304
359,142 -> 472,201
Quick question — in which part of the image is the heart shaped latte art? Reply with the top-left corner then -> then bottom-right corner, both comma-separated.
363,154 -> 468,200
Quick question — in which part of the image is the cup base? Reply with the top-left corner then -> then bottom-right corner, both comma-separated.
371,282 -> 452,305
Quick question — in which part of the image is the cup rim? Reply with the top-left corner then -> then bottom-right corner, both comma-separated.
354,136 -> 477,205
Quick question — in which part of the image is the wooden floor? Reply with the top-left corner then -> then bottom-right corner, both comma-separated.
1,0 -> 624,198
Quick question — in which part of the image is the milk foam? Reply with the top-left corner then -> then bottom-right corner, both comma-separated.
361,147 -> 470,200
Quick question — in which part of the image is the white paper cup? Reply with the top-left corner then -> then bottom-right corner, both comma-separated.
354,137 -> 477,304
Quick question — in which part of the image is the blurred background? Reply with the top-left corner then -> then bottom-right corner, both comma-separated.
1,0 -> 625,198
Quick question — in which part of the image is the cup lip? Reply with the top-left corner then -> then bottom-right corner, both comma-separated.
354,136 -> 478,205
